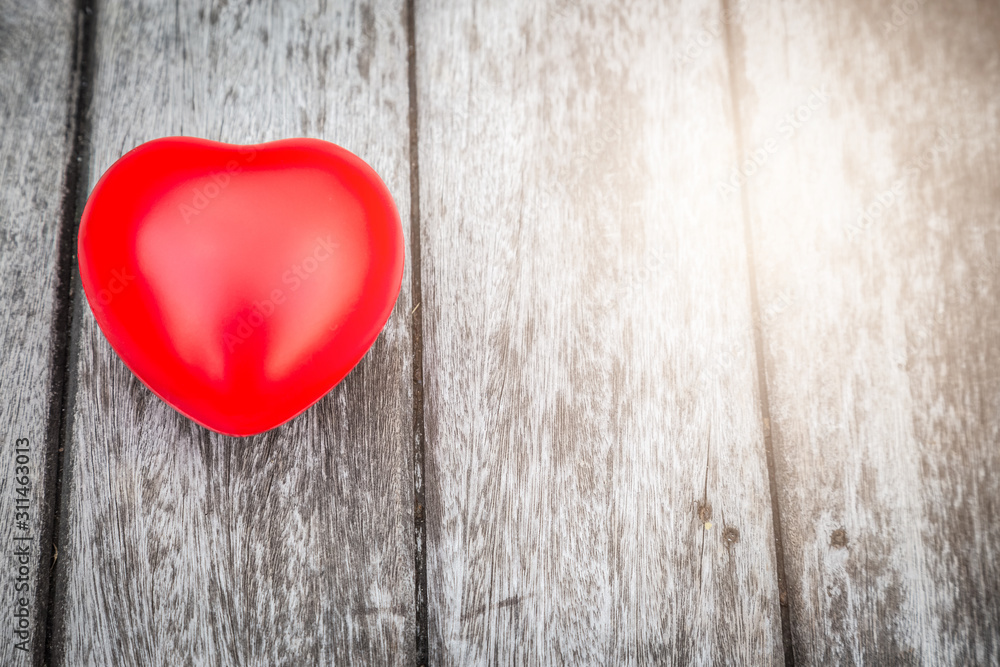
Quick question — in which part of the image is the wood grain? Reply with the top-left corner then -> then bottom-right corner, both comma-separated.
415,0 -> 783,662
729,0 -> 1000,662
52,1 -> 416,664
0,1 -> 77,664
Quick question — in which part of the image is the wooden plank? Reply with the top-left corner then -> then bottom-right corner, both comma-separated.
0,1 -> 78,663
730,0 -> 1000,662
51,1 -> 416,664
415,0 -> 783,662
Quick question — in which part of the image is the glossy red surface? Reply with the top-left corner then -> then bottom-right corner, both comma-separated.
78,137 -> 404,436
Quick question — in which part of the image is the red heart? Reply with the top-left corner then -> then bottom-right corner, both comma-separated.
78,137 -> 405,436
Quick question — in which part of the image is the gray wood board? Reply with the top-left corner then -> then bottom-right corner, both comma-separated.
0,1 -> 77,664
52,0 -> 417,664
730,0 -> 1000,662
415,0 -> 783,662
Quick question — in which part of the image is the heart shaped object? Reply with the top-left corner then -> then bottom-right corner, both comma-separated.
78,137 -> 404,436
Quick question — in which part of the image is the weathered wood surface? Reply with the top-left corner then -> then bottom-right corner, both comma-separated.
1,0 -> 998,664
50,1 -> 417,664
415,0 -> 784,662
0,1 -> 77,664
729,0 -> 1000,663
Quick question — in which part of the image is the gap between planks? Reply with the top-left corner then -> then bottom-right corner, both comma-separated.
719,0 -> 795,664
40,0 -> 97,665
406,0 -> 431,663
